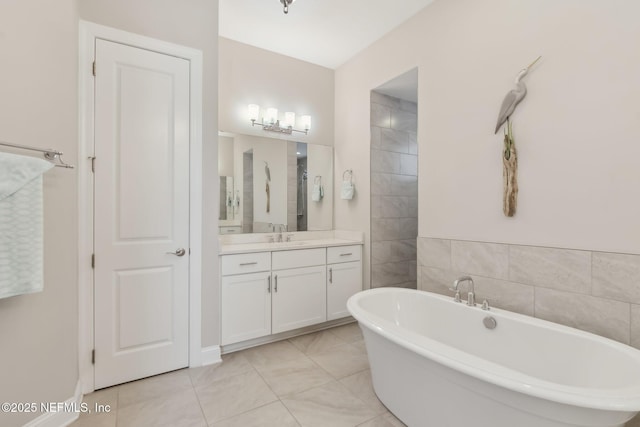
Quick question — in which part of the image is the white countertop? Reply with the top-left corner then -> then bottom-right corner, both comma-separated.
219,238 -> 362,255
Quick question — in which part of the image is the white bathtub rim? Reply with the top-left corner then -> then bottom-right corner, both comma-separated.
348,288 -> 640,412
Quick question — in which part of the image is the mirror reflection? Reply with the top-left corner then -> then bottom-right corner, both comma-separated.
218,132 -> 333,234
218,176 -> 236,221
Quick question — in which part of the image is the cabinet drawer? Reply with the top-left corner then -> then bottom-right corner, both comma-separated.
272,248 -> 326,270
219,226 -> 242,235
327,245 -> 362,264
221,252 -> 271,276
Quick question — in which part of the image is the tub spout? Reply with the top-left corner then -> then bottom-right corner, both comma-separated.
452,276 -> 476,307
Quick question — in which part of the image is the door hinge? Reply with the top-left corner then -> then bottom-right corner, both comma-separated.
92,61 -> 96,76
91,349 -> 95,365
91,254 -> 95,269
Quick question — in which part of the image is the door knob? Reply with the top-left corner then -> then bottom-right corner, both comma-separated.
167,248 -> 186,257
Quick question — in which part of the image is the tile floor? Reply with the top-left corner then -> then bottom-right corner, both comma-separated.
70,323 -> 406,427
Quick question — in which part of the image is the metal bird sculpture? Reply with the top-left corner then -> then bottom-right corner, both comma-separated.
494,56 -> 542,134
280,0 -> 295,14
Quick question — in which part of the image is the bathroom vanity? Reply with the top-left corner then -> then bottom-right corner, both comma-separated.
219,232 -> 363,350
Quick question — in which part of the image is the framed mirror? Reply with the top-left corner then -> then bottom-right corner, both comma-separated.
218,132 -> 333,234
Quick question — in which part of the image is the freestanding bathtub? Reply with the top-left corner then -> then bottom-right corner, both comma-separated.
347,288 -> 640,427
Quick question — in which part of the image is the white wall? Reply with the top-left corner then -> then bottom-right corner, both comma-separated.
219,37 -> 334,147
218,135 -> 234,177
335,0 -> 640,289
0,2 -> 218,424
79,0 -> 220,347
0,1 -> 79,426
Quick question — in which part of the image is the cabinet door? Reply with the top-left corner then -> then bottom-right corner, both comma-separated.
272,266 -> 327,334
327,261 -> 362,321
221,272 -> 272,345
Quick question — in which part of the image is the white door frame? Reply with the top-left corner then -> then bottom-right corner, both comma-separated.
78,20 -> 203,393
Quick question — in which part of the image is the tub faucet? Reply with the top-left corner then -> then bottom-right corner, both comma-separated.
452,276 -> 476,306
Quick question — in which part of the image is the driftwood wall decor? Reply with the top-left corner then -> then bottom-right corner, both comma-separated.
265,161 -> 271,213
494,56 -> 541,217
502,120 -> 517,216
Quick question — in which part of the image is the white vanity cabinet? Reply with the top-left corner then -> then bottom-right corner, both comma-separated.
221,253 -> 271,345
221,272 -> 272,345
327,245 -> 362,320
272,249 -> 327,334
220,241 -> 362,347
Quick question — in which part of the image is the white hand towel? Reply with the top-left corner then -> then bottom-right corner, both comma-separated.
312,176 -> 323,202
0,152 -> 53,299
311,183 -> 323,202
341,180 -> 355,200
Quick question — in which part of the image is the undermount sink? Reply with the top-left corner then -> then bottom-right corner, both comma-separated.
272,240 -> 308,247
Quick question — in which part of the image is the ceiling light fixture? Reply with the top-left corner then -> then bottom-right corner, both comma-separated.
248,104 -> 310,135
280,0 -> 296,14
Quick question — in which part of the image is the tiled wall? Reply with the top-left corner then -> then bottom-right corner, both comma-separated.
242,152 -> 253,233
287,141 -> 298,231
417,237 -> 640,348
297,156 -> 308,231
370,92 -> 418,289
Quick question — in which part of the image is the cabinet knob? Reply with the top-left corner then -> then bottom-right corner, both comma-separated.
267,275 -> 271,293
329,268 -> 333,283
274,275 -> 278,292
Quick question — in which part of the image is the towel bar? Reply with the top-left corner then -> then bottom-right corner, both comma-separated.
0,140 -> 74,168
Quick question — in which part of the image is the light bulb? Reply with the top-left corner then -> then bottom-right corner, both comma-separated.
301,115 -> 311,131
266,107 -> 278,124
284,112 -> 295,128
248,104 -> 260,122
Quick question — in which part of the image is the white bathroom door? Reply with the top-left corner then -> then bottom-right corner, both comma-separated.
93,39 -> 190,389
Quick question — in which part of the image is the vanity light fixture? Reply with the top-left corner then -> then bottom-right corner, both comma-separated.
248,104 -> 311,135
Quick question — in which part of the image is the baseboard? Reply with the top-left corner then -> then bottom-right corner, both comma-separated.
23,381 -> 82,427
221,317 -> 355,354
201,345 -> 222,366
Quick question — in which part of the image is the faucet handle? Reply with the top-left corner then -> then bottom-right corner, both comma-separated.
286,234 -> 294,242
448,287 -> 462,303
268,235 -> 275,243
480,296 -> 499,311
467,291 -> 476,307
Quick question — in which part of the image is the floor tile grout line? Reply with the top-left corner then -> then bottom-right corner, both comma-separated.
190,372 -> 211,427
338,370 -> 387,417
195,368 -> 279,425
248,348 -> 336,398
279,379 -> 377,427
74,324 -> 367,427
207,400 -> 283,426
279,396 -> 304,427
299,340 -> 355,358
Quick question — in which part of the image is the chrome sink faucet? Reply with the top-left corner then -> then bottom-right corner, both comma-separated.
276,224 -> 286,242
451,276 -> 476,306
